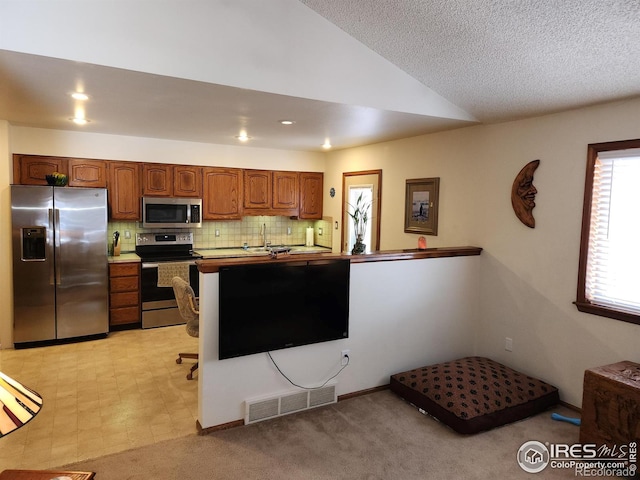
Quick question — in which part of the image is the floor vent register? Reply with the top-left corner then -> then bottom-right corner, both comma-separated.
245,384 -> 337,424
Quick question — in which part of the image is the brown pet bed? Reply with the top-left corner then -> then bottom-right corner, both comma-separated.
390,356 -> 559,434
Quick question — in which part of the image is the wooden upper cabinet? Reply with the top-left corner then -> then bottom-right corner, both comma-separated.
142,164 -> 202,198
13,154 -> 319,220
107,161 -> 140,220
13,154 -> 68,185
203,167 -> 243,220
243,169 -> 271,210
299,172 -> 323,219
273,171 -> 299,211
243,169 -> 300,216
68,159 -> 107,188
142,163 -> 173,196
174,165 -> 202,198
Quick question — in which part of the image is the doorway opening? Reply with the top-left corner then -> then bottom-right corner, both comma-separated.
342,170 -> 382,253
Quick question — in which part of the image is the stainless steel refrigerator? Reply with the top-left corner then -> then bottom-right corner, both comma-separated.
11,185 -> 109,345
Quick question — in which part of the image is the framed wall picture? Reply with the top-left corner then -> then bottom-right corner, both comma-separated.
404,177 -> 440,235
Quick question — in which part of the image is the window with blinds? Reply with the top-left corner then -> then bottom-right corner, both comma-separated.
576,139 -> 640,325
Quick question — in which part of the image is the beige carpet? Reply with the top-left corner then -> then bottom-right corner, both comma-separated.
61,390 -> 581,479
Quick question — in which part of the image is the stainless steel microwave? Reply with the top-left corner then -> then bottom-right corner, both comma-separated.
141,197 -> 202,229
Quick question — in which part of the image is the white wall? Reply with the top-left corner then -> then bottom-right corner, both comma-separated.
198,256 -> 480,428
0,121 -> 12,351
324,97 -> 640,407
322,127 -> 483,251
0,126 -> 324,348
9,126 -> 325,170
474,100 -> 640,407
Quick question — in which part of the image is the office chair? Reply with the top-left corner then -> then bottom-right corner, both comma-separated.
171,276 -> 199,380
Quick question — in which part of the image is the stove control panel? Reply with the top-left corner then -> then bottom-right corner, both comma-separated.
136,232 -> 193,246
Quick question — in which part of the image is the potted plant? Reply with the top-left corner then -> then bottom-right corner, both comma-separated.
347,192 -> 371,254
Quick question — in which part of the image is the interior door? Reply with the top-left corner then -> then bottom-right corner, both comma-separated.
342,170 -> 382,253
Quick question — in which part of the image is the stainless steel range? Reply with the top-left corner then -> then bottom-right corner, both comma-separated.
136,232 -> 201,329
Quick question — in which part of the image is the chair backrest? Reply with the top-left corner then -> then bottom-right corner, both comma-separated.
171,276 -> 199,337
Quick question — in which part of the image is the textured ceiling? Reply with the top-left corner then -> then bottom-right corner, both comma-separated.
300,0 -> 640,122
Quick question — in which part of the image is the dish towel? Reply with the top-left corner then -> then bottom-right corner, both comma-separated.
157,262 -> 190,287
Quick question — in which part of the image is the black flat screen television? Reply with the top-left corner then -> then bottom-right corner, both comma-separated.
218,259 -> 350,360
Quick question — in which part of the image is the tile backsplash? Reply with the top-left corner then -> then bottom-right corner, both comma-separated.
108,216 -> 333,253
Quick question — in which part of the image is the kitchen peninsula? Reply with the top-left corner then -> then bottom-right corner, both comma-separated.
107,244 -> 331,330
195,246 -> 481,431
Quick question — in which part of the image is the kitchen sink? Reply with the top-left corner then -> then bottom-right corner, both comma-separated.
244,247 -> 270,253
196,245 -> 329,259
246,245 -> 291,254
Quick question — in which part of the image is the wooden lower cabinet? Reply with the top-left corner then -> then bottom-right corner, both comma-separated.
109,262 -> 141,328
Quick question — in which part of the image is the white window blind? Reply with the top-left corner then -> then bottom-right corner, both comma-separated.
585,148 -> 640,315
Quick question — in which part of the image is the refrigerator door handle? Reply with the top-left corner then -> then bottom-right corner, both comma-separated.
48,208 -> 55,286
54,208 -> 61,286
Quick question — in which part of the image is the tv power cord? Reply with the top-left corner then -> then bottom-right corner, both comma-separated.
267,351 -> 350,390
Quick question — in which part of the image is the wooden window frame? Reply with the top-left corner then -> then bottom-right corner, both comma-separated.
575,138 -> 640,325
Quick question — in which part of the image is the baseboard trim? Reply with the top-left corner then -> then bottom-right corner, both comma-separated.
559,400 -> 581,413
337,384 -> 389,402
197,418 -> 244,435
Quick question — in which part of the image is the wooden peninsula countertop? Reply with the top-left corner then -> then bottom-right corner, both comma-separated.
197,246 -> 482,273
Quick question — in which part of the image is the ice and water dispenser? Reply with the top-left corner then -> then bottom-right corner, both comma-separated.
21,227 -> 46,261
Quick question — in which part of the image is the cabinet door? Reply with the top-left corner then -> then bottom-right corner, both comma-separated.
243,170 -> 271,210
68,159 -> 107,187
14,154 -> 67,185
299,172 -> 324,219
203,167 -> 243,220
109,262 -> 140,327
174,165 -> 202,198
107,161 -> 140,220
273,171 -> 299,212
142,163 -> 173,196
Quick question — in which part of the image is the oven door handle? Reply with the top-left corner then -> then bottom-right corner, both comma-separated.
141,261 -> 196,269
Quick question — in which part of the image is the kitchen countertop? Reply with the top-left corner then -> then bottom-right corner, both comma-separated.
107,246 -> 331,263
108,252 -> 141,263
197,246 -> 483,273
195,245 -> 331,259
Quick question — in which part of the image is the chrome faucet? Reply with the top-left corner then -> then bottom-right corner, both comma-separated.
261,223 -> 267,248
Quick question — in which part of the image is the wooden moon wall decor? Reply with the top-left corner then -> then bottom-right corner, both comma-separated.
511,160 -> 540,228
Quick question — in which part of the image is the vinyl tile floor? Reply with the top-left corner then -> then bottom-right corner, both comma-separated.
0,325 -> 199,470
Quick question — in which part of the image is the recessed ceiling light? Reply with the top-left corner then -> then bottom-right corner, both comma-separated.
71,92 -> 89,101
235,133 -> 251,142
322,140 -> 332,149
279,120 -> 295,125
70,117 -> 89,125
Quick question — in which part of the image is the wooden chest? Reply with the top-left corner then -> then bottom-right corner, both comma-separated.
579,361 -> 640,448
